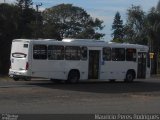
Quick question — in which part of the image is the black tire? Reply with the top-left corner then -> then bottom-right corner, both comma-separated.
67,70 -> 80,84
125,72 -> 134,82
24,77 -> 31,81
13,76 -> 19,81
109,79 -> 116,83
50,79 -> 61,83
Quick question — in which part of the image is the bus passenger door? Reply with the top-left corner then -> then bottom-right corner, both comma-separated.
88,50 -> 100,79
137,52 -> 146,78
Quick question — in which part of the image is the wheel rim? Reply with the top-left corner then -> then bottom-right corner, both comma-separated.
68,71 -> 79,83
70,75 -> 78,83
127,73 -> 133,81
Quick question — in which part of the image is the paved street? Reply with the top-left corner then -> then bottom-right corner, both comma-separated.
0,78 -> 160,114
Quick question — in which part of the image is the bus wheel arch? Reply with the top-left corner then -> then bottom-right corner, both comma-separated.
13,76 -> 20,81
125,69 -> 136,82
67,69 -> 80,84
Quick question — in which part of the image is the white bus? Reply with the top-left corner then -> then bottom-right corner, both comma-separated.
9,39 -> 150,83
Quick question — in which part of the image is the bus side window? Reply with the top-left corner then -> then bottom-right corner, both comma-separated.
103,47 -> 111,61
112,48 -> 125,61
81,47 -> 87,60
33,45 -> 47,60
65,46 -> 81,60
48,45 -> 64,60
126,48 -> 136,61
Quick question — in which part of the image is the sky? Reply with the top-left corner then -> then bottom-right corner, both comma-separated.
1,0 -> 159,41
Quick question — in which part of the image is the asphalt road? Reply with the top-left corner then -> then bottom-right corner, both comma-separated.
0,78 -> 160,114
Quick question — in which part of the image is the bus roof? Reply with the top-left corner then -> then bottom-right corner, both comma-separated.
13,39 -> 57,43
12,39 -> 148,50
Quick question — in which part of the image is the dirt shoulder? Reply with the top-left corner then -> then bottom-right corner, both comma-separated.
0,75 -> 13,81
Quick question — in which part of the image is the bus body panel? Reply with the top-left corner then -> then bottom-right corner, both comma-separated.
64,60 -> 88,80
9,39 -> 150,81
100,61 -> 137,80
48,60 -> 66,79
31,59 -> 50,78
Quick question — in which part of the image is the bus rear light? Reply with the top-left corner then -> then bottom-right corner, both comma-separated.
26,62 -> 29,70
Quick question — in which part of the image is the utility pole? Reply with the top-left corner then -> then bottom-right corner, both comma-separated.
35,3 -> 42,38
4,0 -> 5,3
36,3 -> 42,12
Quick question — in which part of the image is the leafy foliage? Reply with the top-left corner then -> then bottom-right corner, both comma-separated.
42,4 -> 104,40
16,0 -> 37,38
147,6 -> 160,74
111,12 -> 124,43
16,0 -> 33,9
124,5 -> 148,45
0,4 -> 20,74
147,7 -> 160,51
0,1 -> 38,75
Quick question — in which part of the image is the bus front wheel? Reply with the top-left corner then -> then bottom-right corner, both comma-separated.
125,71 -> 134,82
67,70 -> 80,84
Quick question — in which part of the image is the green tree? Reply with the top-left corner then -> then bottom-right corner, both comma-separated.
147,6 -> 160,74
0,2 -> 38,75
124,5 -> 148,45
0,3 -> 20,74
156,0 -> 160,12
111,12 -> 124,43
16,0 -> 33,9
16,0 -> 37,38
42,4 -> 104,40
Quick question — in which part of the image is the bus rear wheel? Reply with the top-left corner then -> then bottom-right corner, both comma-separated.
13,76 -> 20,81
67,70 -> 80,84
125,71 -> 134,82
50,79 -> 61,83
23,77 -> 31,81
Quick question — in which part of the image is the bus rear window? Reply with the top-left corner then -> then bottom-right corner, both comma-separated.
12,52 -> 27,58
23,44 -> 28,48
